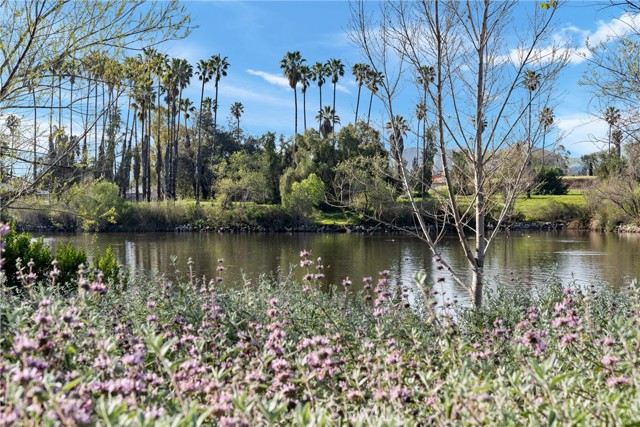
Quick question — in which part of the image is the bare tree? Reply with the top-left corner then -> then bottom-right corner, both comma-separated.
350,0 -> 569,306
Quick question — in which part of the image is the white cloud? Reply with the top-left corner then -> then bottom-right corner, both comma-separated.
499,11 -> 640,67
556,113 -> 608,155
246,69 -> 351,94
247,69 -> 291,89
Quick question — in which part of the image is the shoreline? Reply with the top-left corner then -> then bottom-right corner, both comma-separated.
16,220 -> 575,234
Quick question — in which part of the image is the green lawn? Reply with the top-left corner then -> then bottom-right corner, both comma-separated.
513,190 -> 588,221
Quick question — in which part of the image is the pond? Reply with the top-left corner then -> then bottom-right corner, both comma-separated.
42,230 -> 640,305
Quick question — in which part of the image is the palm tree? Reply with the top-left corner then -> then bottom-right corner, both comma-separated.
417,65 -> 435,117
180,97 -> 195,149
352,63 -> 370,123
604,106 -> 621,157
386,115 -> 410,184
325,58 -> 344,131
171,58 -> 192,199
230,101 -> 244,140
311,61 -> 327,132
366,70 -> 384,126
280,51 -> 305,138
416,102 -> 427,195
539,106 -> 554,166
299,65 -> 311,132
523,69 -> 541,150
210,54 -> 230,136
195,59 -> 213,204
316,106 -> 340,139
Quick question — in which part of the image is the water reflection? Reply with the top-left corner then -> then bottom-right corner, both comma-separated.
42,230 -> 640,304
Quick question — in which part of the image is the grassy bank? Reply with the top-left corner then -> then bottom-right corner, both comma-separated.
0,250 -> 638,425
513,190 -> 589,224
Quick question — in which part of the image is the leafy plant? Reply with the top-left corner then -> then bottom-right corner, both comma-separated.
533,166 -> 568,195
2,227 -> 53,288
55,241 -> 88,289
93,245 -> 120,285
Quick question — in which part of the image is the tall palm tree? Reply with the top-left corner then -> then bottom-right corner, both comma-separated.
523,69 -> 540,150
299,65 -> 311,132
195,59 -> 213,204
539,106 -> 554,166
604,106 -> 621,157
171,58 -> 192,200
280,51 -> 305,138
386,115 -> 410,184
325,58 -> 344,131
316,106 -> 340,139
230,102 -> 244,140
210,54 -> 230,136
352,63 -> 370,124
149,50 -> 167,201
366,70 -> 384,126
180,97 -> 195,149
311,61 -> 327,132
417,65 -> 435,116
416,102 -> 427,195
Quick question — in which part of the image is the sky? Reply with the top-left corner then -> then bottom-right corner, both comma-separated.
160,0 -> 638,157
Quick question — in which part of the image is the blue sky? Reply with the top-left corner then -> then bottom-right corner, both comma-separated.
162,1 -> 638,157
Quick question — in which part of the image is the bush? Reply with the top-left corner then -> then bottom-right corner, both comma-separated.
533,166 -> 568,195
54,242 -> 88,289
2,227 -> 53,288
282,173 -> 325,220
66,181 -> 129,231
93,245 -> 119,285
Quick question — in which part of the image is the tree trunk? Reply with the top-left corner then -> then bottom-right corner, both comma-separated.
355,84 -> 361,123
195,81 -> 205,204
157,82 -> 163,201
332,82 -> 337,131
294,87 -> 298,138
367,91 -> 373,126
472,268 -> 483,308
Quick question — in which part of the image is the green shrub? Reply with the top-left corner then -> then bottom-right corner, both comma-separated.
2,228 -> 53,288
93,245 -> 119,285
66,181 -> 129,231
55,241 -> 88,288
533,166 -> 568,195
282,173 -> 325,220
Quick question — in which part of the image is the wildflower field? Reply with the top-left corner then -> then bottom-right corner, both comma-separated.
1,240 -> 639,426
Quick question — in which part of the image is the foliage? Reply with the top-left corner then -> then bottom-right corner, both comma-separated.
2,227 -> 53,288
282,173 -> 325,219
93,245 -> 120,285
215,151 -> 272,206
594,153 -> 627,180
66,181 -> 129,231
533,167 -> 568,195
588,176 -> 640,228
0,240 -> 639,425
54,242 -> 88,289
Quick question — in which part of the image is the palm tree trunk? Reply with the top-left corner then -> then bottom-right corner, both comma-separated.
332,82 -> 337,131
196,81 -> 206,204
367,91 -> 374,126
303,91 -> 307,132
173,89 -> 183,201
542,132 -> 546,167
318,85 -> 323,132
147,104 -> 152,202
294,87 -> 298,138
355,84 -> 362,123
156,81 -> 163,201
32,86 -> 37,181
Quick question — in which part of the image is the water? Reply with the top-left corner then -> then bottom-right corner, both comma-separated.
41,230 -> 640,304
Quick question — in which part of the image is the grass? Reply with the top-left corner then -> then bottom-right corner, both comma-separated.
514,190 -> 588,222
